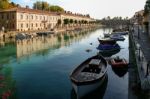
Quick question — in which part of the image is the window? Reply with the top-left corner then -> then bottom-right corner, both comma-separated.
36,16 -> 38,20
32,15 -> 33,19
21,23 -> 23,28
32,23 -> 33,27
20,15 -> 23,19
12,24 -> 15,28
36,23 -> 38,27
26,24 -> 28,28
1,14 -> 4,19
26,15 -> 28,19
12,14 -> 14,19
7,14 -> 9,19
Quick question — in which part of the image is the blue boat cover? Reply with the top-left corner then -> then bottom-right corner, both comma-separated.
97,44 -> 120,50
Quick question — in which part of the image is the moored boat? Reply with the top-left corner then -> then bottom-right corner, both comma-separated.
110,34 -> 125,41
103,33 -> 111,37
98,48 -> 120,57
111,66 -> 128,77
70,55 -> 108,98
15,33 -> 31,40
110,56 -> 128,68
98,38 -> 116,45
97,44 -> 120,51
111,31 -> 128,35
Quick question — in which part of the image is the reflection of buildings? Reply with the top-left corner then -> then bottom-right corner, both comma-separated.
0,38 -> 15,47
16,30 -> 91,58
0,38 -> 16,65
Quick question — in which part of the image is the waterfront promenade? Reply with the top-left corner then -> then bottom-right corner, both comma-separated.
130,26 -> 150,91
0,24 -> 100,39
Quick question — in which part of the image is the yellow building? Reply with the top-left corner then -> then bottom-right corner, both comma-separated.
0,7 -> 93,32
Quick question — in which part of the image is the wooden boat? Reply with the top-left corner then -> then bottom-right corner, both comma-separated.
15,33 -> 31,40
112,66 -> 128,77
110,34 -> 125,41
98,48 -> 120,57
111,31 -> 128,35
97,44 -> 120,51
70,55 -> 108,98
110,57 -> 128,68
103,33 -> 111,37
71,74 -> 108,99
98,38 -> 116,45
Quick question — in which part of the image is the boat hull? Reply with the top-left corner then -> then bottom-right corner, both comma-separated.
110,59 -> 128,68
98,38 -> 116,45
72,74 -> 106,98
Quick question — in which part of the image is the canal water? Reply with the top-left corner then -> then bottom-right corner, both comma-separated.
0,28 -> 128,99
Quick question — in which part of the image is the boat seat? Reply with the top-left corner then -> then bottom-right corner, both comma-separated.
89,59 -> 101,68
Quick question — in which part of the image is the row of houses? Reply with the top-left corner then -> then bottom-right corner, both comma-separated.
0,7 -> 95,32
131,10 -> 150,35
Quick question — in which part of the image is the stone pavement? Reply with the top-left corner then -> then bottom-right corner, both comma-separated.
131,27 -> 150,90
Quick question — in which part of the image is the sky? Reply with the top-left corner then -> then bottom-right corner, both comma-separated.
12,0 -> 146,19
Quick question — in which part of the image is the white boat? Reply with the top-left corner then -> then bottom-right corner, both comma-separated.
70,55 -> 108,98
15,33 -> 31,40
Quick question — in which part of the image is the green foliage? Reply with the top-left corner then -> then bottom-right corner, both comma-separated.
49,5 -> 64,12
69,19 -> 73,24
63,19 -> 69,24
74,20 -> 77,24
0,0 -> 20,10
0,0 -> 10,9
33,1 -> 49,10
57,19 -> 61,25
33,1 -> 64,12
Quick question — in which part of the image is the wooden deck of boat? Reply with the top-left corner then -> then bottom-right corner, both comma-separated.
73,63 -> 106,82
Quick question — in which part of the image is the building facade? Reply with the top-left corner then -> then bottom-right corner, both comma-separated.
0,7 -> 93,32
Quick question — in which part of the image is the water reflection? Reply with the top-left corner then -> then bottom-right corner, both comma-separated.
71,75 -> 108,99
0,38 -> 15,47
98,48 -> 120,57
0,65 -> 16,99
111,67 -> 128,77
16,29 -> 93,58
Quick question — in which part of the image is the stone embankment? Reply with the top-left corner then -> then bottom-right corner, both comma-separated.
0,24 -> 101,39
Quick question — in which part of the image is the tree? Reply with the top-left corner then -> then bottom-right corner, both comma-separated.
0,0 -> 10,9
33,1 -> 49,10
84,20 -> 88,24
33,1 -> 64,12
81,20 -> 84,24
69,19 -> 73,24
63,19 -> 69,25
49,5 -> 64,12
74,20 -> 77,24
57,19 -> 61,27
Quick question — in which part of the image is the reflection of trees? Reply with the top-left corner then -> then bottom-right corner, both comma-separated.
16,29 -> 95,58
0,66 -> 16,99
0,43 -> 16,65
